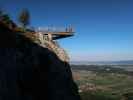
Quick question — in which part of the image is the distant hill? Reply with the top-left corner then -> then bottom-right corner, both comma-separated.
70,60 -> 133,65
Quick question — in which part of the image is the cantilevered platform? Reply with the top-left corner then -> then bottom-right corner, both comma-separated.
36,26 -> 74,40
43,32 -> 74,40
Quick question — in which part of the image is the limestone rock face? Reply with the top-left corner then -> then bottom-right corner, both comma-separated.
0,22 -> 80,100
36,32 -> 70,62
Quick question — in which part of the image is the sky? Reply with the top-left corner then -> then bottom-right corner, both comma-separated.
1,0 -> 133,61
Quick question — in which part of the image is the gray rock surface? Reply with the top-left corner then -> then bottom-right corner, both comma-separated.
36,32 -> 70,62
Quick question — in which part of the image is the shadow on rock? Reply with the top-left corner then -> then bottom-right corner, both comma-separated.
0,22 -> 81,100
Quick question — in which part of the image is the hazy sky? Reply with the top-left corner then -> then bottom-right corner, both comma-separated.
1,0 -> 133,61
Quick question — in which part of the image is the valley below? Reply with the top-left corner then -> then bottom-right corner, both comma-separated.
71,65 -> 133,100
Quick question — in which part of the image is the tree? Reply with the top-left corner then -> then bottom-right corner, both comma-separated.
0,8 -> 4,20
2,14 -> 10,24
0,10 -> 2,16
0,9 -> 11,25
0,8 -> 4,16
18,9 -> 30,29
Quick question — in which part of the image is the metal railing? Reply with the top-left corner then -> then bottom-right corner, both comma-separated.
36,26 -> 74,33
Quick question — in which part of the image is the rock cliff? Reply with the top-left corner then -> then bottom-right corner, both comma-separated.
35,31 -> 70,62
0,22 -> 80,100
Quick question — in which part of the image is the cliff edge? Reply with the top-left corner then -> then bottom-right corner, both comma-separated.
0,22 -> 80,100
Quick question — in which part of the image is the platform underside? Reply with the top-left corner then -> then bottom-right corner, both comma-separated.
52,34 -> 73,40
40,32 -> 74,40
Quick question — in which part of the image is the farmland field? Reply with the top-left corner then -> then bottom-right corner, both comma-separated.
72,65 -> 133,100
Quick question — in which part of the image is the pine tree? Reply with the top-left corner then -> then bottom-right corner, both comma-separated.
18,9 -> 30,29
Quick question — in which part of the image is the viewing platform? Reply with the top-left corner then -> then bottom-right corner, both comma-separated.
36,26 -> 74,40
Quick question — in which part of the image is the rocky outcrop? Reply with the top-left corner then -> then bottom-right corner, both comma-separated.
35,31 -> 70,62
39,40 -> 69,62
18,31 -> 70,62
0,22 -> 80,100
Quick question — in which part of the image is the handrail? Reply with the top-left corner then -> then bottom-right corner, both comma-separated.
36,26 -> 74,33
